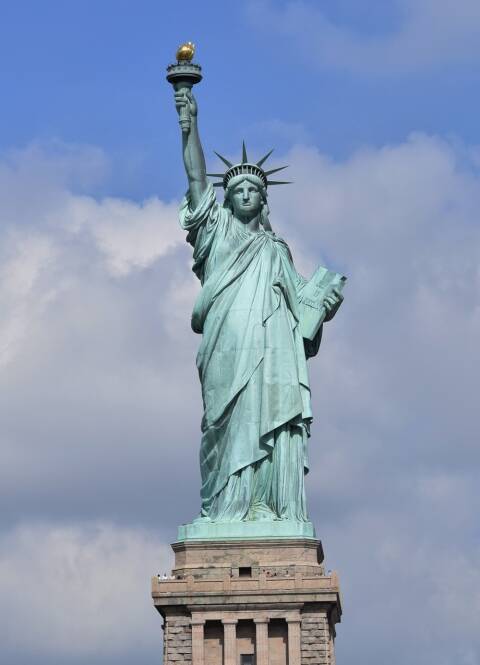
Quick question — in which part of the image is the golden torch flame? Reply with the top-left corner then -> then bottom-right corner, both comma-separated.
176,42 -> 195,62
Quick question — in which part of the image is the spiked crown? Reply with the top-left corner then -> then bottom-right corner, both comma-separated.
207,142 -> 291,190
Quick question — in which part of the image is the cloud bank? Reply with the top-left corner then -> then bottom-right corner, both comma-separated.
0,136 -> 479,664
0,523 -> 171,658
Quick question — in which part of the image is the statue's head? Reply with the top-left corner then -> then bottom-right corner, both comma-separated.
224,175 -> 266,220
208,144 -> 289,231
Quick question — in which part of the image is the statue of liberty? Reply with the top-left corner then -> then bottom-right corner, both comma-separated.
171,60 -> 344,536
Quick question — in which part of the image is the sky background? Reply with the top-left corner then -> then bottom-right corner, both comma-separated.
0,1 -> 479,664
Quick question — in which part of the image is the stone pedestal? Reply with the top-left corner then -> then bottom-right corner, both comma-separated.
152,538 -> 341,665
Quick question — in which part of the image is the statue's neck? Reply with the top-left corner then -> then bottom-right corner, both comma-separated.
236,213 -> 261,232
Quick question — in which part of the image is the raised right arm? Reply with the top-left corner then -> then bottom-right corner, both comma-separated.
174,89 -> 208,210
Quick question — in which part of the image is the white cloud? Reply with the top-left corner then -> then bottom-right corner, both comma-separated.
248,0 -> 480,74
0,522 -> 171,655
0,142 -> 202,531
55,194 -> 183,277
1,136 -> 479,663
0,232 -> 59,367
0,143 -> 186,369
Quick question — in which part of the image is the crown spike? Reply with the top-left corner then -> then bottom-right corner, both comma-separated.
264,165 -> 289,176
206,173 -> 225,178
257,149 -> 274,167
241,141 -> 248,164
214,151 -> 233,168
212,182 -> 225,187
266,180 -> 292,186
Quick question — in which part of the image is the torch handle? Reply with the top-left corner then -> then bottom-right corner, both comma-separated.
173,81 -> 193,134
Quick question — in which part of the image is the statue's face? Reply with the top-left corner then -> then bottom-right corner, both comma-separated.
229,179 -> 263,220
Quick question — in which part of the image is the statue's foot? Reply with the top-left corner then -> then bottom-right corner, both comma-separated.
192,515 -> 211,524
247,503 -> 279,522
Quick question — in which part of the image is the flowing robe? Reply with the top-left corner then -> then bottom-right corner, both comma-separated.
180,185 -> 321,522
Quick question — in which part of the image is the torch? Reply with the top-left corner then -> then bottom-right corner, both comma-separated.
166,42 -> 203,133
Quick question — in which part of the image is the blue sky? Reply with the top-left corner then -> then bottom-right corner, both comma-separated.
1,2 -> 480,665
2,0 -> 480,199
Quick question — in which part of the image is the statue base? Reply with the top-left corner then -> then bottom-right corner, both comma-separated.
152,536 -> 341,665
177,519 -> 316,541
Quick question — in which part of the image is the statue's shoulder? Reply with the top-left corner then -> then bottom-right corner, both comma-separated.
208,199 -> 231,228
269,232 -> 293,258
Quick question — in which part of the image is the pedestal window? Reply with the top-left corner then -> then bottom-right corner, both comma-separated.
240,656 -> 255,665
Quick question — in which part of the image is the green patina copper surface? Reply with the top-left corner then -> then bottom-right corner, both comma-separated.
167,49 -> 345,541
